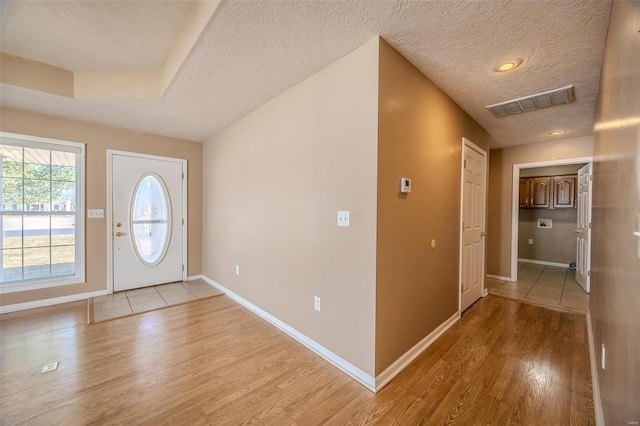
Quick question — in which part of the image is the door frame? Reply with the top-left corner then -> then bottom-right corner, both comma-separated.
458,137 -> 488,313
106,150 -> 188,294
509,156 -> 592,282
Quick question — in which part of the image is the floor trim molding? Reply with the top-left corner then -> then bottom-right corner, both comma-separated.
187,274 -> 204,281
201,276 -> 376,392
586,311 -> 604,425
375,311 -> 460,392
486,274 -> 512,282
517,258 -> 570,268
0,290 -> 108,314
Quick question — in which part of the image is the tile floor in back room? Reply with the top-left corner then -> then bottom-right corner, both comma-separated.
485,262 -> 589,313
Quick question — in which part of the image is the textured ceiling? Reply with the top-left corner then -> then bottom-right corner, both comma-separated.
0,0 -> 612,148
0,1 -> 193,71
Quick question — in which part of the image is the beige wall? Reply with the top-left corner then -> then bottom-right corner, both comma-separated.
375,40 -> 493,374
590,1 -> 640,424
486,136 -> 593,278
518,209 -> 577,264
0,107 -> 203,306
203,38 -> 379,375
0,53 -> 74,98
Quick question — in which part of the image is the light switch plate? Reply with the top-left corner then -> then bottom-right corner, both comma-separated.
87,209 -> 104,219
337,211 -> 350,227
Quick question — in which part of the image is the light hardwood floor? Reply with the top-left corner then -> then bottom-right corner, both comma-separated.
0,295 -> 594,425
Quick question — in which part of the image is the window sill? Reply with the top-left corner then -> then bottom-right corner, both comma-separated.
0,275 -> 85,294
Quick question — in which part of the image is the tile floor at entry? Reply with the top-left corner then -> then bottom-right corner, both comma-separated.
485,262 -> 589,313
92,280 -> 223,322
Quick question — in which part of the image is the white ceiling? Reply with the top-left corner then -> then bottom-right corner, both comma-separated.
0,1 -> 193,71
0,0 -> 612,148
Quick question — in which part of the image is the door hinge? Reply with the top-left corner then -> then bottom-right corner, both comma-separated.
588,270 -> 591,277
182,218 -> 184,225
464,159 -> 467,168
589,223 -> 592,229
589,175 -> 593,181
182,172 -> 184,179
182,265 -> 185,271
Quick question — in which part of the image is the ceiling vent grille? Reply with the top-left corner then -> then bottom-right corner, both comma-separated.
486,85 -> 576,118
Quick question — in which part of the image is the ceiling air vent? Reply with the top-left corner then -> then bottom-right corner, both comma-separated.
486,85 -> 576,118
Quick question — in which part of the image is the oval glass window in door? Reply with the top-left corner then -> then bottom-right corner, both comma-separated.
131,174 -> 171,266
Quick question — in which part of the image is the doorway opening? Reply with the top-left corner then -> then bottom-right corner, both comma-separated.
493,157 -> 593,312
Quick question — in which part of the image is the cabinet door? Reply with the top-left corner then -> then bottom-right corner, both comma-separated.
529,177 -> 551,208
519,178 -> 530,208
552,175 -> 576,208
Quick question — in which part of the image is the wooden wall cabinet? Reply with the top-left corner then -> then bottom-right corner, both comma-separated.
552,175 -> 577,208
519,178 -> 529,208
529,177 -> 551,208
519,174 -> 576,209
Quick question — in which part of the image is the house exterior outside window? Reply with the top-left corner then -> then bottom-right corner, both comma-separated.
0,132 -> 85,293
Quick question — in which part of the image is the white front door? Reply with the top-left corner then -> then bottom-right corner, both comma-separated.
460,139 -> 487,312
575,163 -> 592,292
111,152 -> 185,292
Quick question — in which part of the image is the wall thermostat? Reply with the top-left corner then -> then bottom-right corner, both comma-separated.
400,177 -> 411,193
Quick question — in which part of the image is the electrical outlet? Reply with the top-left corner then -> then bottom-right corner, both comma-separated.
337,211 -> 350,227
601,344 -> 606,369
314,296 -> 321,312
41,361 -> 59,374
528,239 -> 534,245
636,214 -> 640,259
235,265 -> 240,275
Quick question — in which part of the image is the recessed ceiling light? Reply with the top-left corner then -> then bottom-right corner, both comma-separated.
495,59 -> 523,72
548,131 -> 566,136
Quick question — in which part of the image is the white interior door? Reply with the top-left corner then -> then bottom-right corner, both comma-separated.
575,163 -> 592,292
460,139 -> 487,312
111,153 -> 185,292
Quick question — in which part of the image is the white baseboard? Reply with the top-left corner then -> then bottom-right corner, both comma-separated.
201,276 -> 376,392
482,288 -> 489,297
586,311 -> 604,425
375,311 -> 460,392
517,258 -> 570,268
187,274 -> 204,281
0,290 -> 108,314
486,274 -> 512,282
